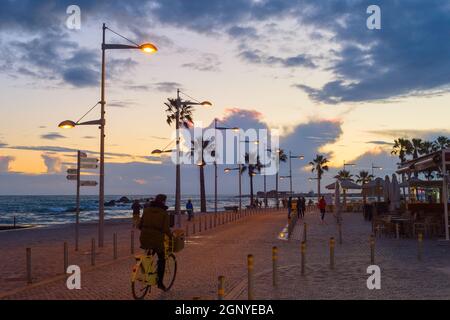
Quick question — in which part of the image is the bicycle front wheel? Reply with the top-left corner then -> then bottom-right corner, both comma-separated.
162,253 -> 177,291
131,261 -> 150,300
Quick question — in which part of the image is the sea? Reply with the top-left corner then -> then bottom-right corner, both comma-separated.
0,195 -> 270,226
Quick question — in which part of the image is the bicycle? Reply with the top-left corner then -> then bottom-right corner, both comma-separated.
131,236 -> 178,300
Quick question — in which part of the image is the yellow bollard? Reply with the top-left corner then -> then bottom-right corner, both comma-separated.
418,233 -> 423,261
330,238 -> 335,269
247,255 -> 254,300
272,247 -> 278,287
301,241 -> 306,276
218,276 -> 225,300
370,234 -> 375,264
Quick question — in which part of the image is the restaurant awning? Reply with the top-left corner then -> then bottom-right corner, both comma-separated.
396,149 -> 450,240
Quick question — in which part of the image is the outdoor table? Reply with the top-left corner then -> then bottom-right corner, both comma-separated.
390,218 -> 412,238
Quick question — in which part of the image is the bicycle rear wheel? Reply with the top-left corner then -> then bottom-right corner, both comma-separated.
131,261 -> 150,300
162,253 -> 177,291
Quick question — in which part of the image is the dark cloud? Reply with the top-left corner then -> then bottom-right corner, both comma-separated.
1,1 -> 449,101
294,1 -> 450,103
41,132 -> 66,140
227,26 -> 259,39
366,140 -> 394,146
239,49 -> 316,68
182,54 -> 221,72
154,82 -> 182,93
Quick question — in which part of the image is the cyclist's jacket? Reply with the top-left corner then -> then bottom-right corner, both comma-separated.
139,202 -> 171,252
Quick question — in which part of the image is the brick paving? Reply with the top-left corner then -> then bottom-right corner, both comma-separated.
234,209 -> 450,299
0,209 -> 288,300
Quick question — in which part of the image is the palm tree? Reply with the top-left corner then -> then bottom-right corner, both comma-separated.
165,98 -> 193,128
334,170 -> 354,207
241,153 -> 263,206
433,136 -> 450,151
391,138 -> 412,163
356,170 -> 374,205
191,137 -> 215,213
309,155 -> 329,200
420,140 -> 434,155
410,138 -> 423,159
275,149 -> 288,209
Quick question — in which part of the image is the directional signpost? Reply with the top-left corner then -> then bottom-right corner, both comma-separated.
67,151 -> 99,251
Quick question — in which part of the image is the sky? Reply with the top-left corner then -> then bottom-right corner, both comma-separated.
1,0 -> 450,196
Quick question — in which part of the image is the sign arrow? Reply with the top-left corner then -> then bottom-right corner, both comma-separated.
80,180 -> 98,187
67,175 -> 78,181
81,158 -> 99,164
67,169 -> 78,175
80,152 -> 88,158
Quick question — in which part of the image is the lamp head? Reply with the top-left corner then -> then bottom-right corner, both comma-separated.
140,43 -> 158,54
151,149 -> 163,155
58,120 -> 77,129
224,168 -> 231,173
200,101 -> 213,107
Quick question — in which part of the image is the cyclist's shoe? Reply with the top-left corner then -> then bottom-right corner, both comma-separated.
157,283 -> 167,291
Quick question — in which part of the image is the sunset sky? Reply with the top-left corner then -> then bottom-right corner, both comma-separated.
1,0 -> 449,195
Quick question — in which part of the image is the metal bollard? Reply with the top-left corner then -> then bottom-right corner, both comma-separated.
301,242 -> 306,276
199,217 -> 202,233
272,247 -> 278,287
418,233 -> 423,261
91,238 -> 96,266
113,233 -> 118,260
193,220 -> 196,234
370,234 -> 375,264
247,255 -> 254,300
204,215 -> 208,231
395,223 -> 400,239
185,223 -> 189,238
330,238 -> 335,269
338,223 -> 343,245
214,214 -> 217,228
26,248 -> 32,284
64,242 -> 69,273
210,215 -> 213,229
303,223 -> 307,243
218,276 -> 225,300
131,230 -> 135,254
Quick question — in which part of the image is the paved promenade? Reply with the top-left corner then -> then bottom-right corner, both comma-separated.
1,209 -> 287,300
3,207 -> 450,300
235,210 -> 450,299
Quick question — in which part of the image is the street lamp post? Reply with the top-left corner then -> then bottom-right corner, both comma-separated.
61,23 -> 157,247
224,167 -> 242,210
214,120 -> 239,213
371,163 -> 383,176
288,151 -> 305,195
173,90 -> 212,227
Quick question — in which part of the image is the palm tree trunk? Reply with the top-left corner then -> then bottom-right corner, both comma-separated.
343,189 -> 347,207
317,174 -> 321,201
200,166 -> 206,213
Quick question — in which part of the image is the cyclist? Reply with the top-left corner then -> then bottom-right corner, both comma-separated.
139,194 -> 172,291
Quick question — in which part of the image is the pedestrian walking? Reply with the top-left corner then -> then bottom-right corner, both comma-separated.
318,196 -> 327,224
131,199 -> 142,229
186,199 -> 194,221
